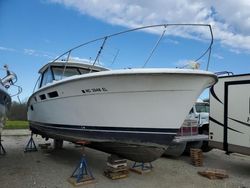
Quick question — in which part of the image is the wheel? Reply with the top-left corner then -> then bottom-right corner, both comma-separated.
164,142 -> 187,157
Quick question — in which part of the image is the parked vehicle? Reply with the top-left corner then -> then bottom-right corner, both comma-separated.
164,101 -> 210,157
164,119 -> 208,157
187,101 -> 211,152
209,73 -> 250,155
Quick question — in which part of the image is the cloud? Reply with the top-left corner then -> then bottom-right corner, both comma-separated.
24,48 -> 54,58
0,46 -> 16,52
48,0 -> 250,53
212,53 -> 224,60
164,39 -> 179,45
0,45 -> 55,59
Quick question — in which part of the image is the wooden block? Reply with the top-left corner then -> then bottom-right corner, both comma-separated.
104,170 -> 129,180
107,162 -> 127,169
107,155 -> 127,164
106,166 -> 128,173
130,167 -> 152,175
198,169 -> 229,179
67,177 -> 95,186
190,148 -> 203,166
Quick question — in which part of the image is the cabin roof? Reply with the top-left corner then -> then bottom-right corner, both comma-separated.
39,60 -> 109,73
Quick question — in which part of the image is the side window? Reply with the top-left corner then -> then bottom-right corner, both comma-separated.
41,68 -> 53,87
79,68 -> 98,74
79,68 -> 89,74
52,67 -> 64,81
35,75 -> 42,90
189,108 -> 194,114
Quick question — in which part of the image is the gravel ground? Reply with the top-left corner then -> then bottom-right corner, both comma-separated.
0,133 -> 249,188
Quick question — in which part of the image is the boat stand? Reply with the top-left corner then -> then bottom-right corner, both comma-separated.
0,134 -> 6,155
130,162 -> 153,174
24,133 -> 38,152
68,145 -> 95,186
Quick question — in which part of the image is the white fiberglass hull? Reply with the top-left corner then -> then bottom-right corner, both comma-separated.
28,68 -> 217,161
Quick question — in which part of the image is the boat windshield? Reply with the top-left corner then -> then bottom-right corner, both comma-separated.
39,66 -> 99,88
195,103 -> 209,113
52,67 -> 80,81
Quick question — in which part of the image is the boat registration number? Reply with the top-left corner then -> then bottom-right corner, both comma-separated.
82,87 -> 108,94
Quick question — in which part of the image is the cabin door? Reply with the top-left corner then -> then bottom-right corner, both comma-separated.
226,82 -> 250,149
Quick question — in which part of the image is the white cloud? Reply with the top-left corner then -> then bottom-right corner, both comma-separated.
24,48 -> 54,58
24,49 -> 36,56
164,39 -> 179,45
212,53 -> 224,60
48,0 -> 250,53
0,46 -> 16,52
0,46 -> 55,59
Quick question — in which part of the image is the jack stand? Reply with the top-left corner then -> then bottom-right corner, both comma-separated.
24,133 -> 37,152
130,162 -> 153,174
0,134 -> 6,155
68,145 -> 95,186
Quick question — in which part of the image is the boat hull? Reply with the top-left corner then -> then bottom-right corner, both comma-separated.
28,69 -> 217,162
30,122 -> 166,162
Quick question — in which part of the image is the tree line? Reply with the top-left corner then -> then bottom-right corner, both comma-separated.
7,101 -> 27,120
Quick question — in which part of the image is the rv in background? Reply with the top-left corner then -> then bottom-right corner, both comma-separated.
209,73 -> 250,155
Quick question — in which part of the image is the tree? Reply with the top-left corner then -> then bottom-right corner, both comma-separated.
7,101 -> 27,120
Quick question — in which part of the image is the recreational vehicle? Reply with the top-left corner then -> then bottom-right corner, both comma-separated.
209,74 -> 250,155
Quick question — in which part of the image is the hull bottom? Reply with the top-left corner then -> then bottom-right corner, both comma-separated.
87,142 -> 165,162
29,122 -> 177,162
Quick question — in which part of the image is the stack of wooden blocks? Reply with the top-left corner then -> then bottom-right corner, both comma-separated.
104,155 -> 129,180
190,148 -> 203,166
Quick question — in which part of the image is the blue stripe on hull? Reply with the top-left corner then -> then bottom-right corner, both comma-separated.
29,121 -> 178,146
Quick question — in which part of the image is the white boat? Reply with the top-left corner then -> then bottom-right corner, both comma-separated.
0,85 -> 11,132
0,65 -> 18,133
27,24 -> 218,162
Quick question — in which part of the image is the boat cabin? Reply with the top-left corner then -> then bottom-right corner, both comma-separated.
37,60 -> 108,89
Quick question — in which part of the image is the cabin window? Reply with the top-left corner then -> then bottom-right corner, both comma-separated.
189,108 -> 194,114
195,103 -> 209,113
48,91 -> 59,98
39,94 -> 46,100
78,68 -> 97,74
41,68 -> 53,87
52,67 -> 80,81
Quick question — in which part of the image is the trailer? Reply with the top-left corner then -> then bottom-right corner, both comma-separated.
209,74 -> 250,155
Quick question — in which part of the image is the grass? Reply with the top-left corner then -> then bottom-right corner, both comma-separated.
4,120 -> 29,129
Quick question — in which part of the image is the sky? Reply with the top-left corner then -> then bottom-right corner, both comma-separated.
0,0 -> 250,101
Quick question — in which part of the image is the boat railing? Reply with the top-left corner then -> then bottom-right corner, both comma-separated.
0,65 -> 22,100
48,24 -> 214,78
